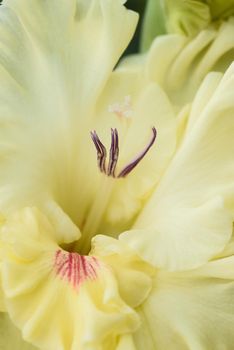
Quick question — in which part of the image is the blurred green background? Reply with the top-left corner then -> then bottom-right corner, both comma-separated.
125,0 -> 147,54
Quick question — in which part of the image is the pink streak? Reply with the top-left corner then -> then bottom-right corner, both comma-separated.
54,250 -> 100,289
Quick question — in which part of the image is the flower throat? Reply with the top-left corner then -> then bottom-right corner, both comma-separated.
75,126 -> 157,255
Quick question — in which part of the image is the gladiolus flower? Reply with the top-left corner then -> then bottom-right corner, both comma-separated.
0,0 -> 234,349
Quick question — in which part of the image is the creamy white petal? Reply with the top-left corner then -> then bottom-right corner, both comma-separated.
0,208 -> 142,350
0,0 -> 137,182
0,266 -> 6,312
0,313 -> 37,350
91,235 -> 155,308
0,207 -> 155,350
186,71 -> 223,131
121,63 -> 234,270
133,255 -> 234,349
0,0 -> 138,113
164,0 -> 211,37
146,17 -> 234,108
0,0 -> 138,245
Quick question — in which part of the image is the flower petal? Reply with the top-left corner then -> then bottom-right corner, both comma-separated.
0,312 -> 36,350
0,0 -> 138,242
133,255 -> 234,349
0,207 -> 142,350
121,63 -> 234,270
0,268 -> 6,312
0,0 -> 138,113
209,0 -> 234,19
0,0 -> 137,207
0,216 -> 6,311
91,235 -> 155,308
164,0 -> 211,37
186,71 -> 223,131
147,17 -> 234,108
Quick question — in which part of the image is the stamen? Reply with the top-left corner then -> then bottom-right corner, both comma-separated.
118,127 -> 157,178
91,127 -> 157,179
90,131 -> 107,173
107,128 -> 119,177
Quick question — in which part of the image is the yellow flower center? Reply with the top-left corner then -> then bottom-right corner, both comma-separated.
74,125 -> 157,254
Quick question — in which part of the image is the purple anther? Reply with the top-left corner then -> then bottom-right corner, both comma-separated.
117,127 -> 157,178
90,127 -> 157,179
90,131 -> 107,173
107,128 -> 119,177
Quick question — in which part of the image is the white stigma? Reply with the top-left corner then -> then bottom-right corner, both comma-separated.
108,95 -> 133,118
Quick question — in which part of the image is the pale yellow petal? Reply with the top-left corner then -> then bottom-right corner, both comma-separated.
0,207 -> 152,350
40,199 -> 81,244
121,63 -> 234,270
91,235 -> 155,308
209,0 -> 234,20
0,0 -> 138,244
164,0 -> 211,37
186,71 -> 223,131
0,265 -> 6,312
147,17 -> 234,108
0,0 -> 138,113
134,255 -> 234,349
115,334 -> 136,350
0,312 -> 37,350
0,216 -> 6,311
215,227 -> 234,259
146,34 -> 187,89
175,103 -> 190,147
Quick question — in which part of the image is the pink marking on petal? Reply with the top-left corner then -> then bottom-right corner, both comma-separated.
74,254 -> 80,287
54,250 -> 100,289
80,255 -> 87,277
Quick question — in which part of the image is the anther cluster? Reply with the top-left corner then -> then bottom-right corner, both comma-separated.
91,127 -> 157,178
